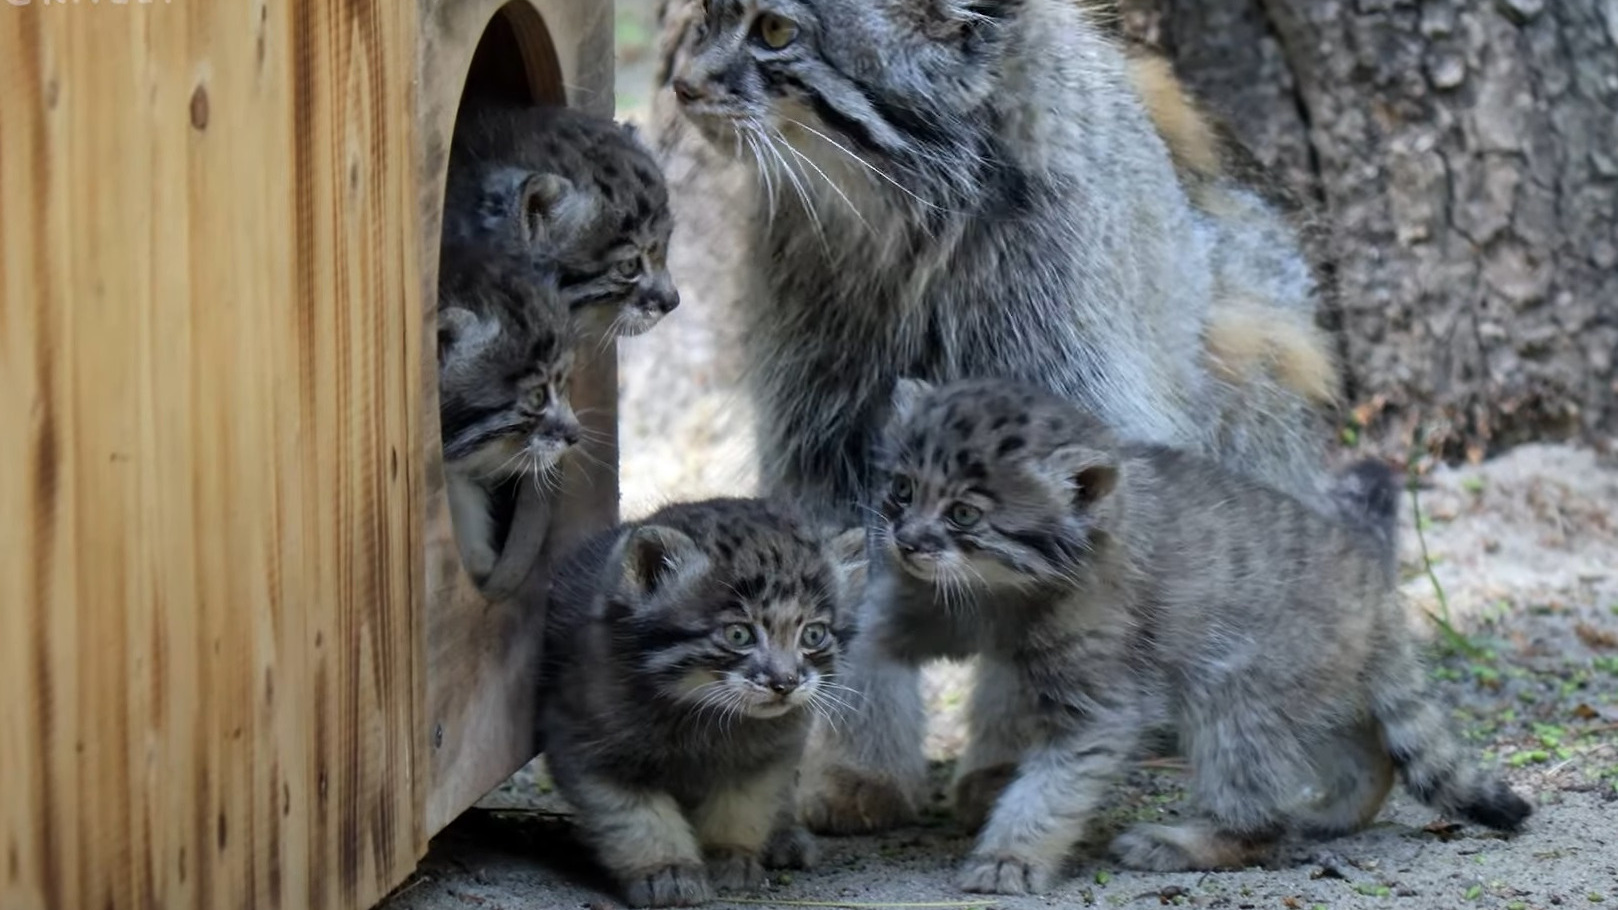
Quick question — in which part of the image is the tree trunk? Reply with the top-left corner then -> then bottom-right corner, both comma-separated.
1120,0 -> 1618,456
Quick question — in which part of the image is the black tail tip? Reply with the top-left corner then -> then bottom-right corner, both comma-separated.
1461,783 -> 1534,833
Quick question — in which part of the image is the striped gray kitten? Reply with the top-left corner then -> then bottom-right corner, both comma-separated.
538,498 -> 858,908
437,242 -> 579,581
444,102 -> 679,339
858,377 -> 1531,895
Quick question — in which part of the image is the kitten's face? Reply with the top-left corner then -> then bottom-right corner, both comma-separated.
668,0 -> 1014,171
874,378 -> 1118,592
609,508 -> 856,721
436,248 -> 581,482
451,161 -> 679,338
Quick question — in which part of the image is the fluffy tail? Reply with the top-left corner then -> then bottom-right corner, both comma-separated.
1327,458 -> 1401,557
1369,638 -> 1533,832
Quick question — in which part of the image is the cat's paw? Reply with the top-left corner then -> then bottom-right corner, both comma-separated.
798,764 -> 916,835
619,863 -> 713,908
956,852 -> 1055,895
951,763 -> 1019,833
763,824 -> 819,870
705,849 -> 767,892
1109,824 -> 1198,872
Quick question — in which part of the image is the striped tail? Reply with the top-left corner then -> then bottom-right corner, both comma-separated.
1370,638 -> 1533,832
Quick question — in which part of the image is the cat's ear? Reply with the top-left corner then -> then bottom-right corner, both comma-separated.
1042,444 -> 1120,511
889,377 -> 936,425
616,524 -> 707,604
436,306 -> 499,364
823,526 -> 870,609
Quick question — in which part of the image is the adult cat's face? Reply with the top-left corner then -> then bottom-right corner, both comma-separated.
667,0 -> 1014,176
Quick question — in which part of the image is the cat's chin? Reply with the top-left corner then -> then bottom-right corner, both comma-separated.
740,698 -> 804,720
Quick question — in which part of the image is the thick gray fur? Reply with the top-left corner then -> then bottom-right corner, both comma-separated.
436,242 -> 579,581
445,102 -> 680,339
538,498 -> 861,908
663,0 -> 1339,828
857,377 -> 1531,895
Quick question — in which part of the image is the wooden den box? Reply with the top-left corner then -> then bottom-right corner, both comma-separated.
0,2 -> 617,909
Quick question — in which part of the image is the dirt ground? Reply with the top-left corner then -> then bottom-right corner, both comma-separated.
381,8 -> 1618,908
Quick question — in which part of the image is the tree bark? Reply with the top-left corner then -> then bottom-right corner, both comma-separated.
1121,0 -> 1618,456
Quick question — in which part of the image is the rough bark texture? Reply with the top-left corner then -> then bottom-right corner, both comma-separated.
1120,0 -> 1618,456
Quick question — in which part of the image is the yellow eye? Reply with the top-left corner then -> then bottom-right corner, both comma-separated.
755,13 -> 799,50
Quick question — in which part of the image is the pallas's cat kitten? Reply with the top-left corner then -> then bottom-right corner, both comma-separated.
859,377 -> 1531,895
443,102 -> 679,339
436,242 -> 580,581
538,497 -> 857,908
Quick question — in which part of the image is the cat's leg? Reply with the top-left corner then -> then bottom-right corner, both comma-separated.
691,762 -> 799,893
951,656 -> 1039,833
958,714 -> 1140,895
446,471 -> 498,580
1110,698 -> 1299,872
562,772 -> 710,908
1290,715 -> 1397,838
761,770 -> 818,871
797,617 -> 929,835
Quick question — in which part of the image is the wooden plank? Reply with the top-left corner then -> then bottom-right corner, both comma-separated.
415,0 -> 619,835
0,1 -> 425,908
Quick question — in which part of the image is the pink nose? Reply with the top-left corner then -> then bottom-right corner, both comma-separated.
672,77 -> 703,104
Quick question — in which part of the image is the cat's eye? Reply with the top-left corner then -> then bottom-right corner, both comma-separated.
890,475 -> 914,506
948,503 -> 983,528
722,623 -> 756,648
613,258 -> 643,281
799,622 -> 830,650
754,12 -> 799,49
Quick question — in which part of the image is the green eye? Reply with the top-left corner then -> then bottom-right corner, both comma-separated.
613,258 -> 643,281
948,503 -> 983,528
722,623 -> 755,648
799,622 -> 830,650
891,475 -> 914,505
754,12 -> 800,49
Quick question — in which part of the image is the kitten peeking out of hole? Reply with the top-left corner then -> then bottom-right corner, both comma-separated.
436,242 -> 579,582
444,102 -> 680,341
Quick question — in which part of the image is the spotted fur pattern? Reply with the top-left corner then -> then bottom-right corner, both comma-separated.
858,377 -> 1530,895
445,102 -> 680,339
539,498 -> 862,907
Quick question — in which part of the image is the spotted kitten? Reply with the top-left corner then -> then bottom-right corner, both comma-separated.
444,101 -> 679,339
538,498 -> 858,908
857,377 -> 1531,895
437,242 -> 580,581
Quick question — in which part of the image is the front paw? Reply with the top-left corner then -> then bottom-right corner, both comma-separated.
763,824 -> 819,870
956,852 -> 1055,895
951,763 -> 1019,834
619,863 -> 712,908
798,764 -> 916,835
705,849 -> 767,892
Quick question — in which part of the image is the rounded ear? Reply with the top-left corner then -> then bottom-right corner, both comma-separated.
617,524 -> 705,601
1043,445 -> 1120,510
823,526 -> 871,606
516,172 -> 599,248
889,376 -> 936,425
436,306 -> 497,364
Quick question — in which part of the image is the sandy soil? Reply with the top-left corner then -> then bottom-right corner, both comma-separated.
382,9 -> 1618,907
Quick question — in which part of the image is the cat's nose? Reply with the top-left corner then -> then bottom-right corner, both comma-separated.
671,77 -> 704,104
768,674 -> 799,695
650,287 -> 681,314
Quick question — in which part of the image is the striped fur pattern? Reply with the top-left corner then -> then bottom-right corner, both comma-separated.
436,242 -> 579,580
857,378 -> 1530,894
444,102 -> 680,339
661,0 -> 1340,834
539,498 -> 862,907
